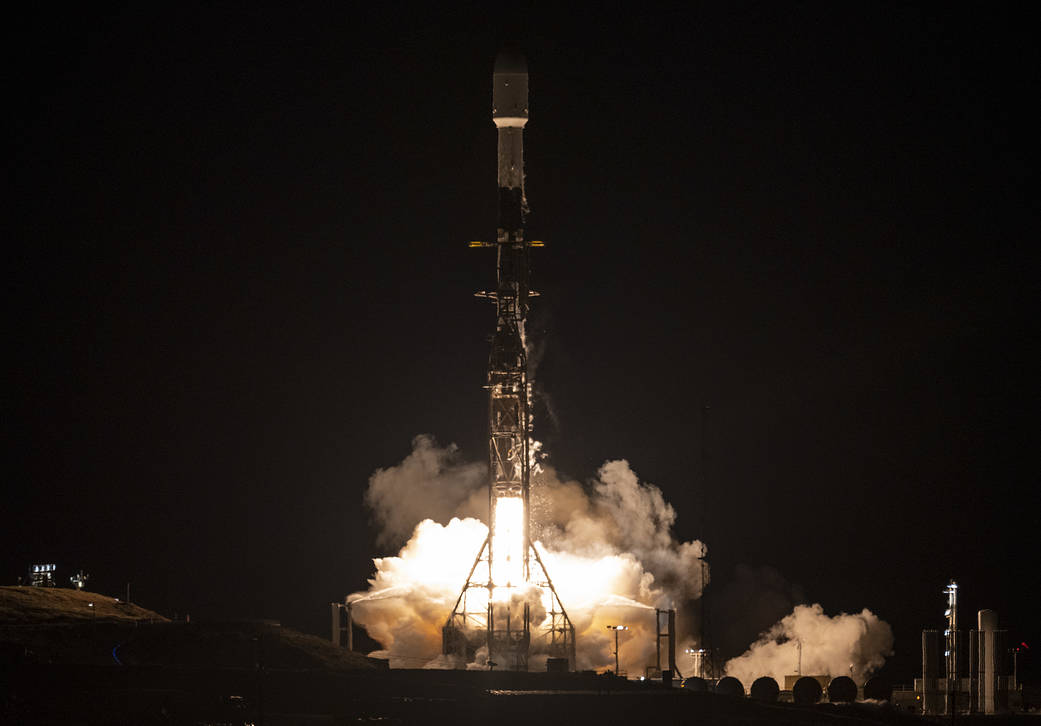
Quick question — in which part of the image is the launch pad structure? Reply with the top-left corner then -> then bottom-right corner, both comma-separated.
442,50 -> 576,671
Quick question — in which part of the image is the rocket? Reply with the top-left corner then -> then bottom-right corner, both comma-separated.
446,49 -> 574,672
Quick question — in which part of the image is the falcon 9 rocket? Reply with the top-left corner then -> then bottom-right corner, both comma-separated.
442,50 -> 575,672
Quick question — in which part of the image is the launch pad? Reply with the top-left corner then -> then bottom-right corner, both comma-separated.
442,534 -> 575,670
442,50 -> 575,671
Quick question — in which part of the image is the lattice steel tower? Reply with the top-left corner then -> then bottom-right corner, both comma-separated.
442,50 -> 575,671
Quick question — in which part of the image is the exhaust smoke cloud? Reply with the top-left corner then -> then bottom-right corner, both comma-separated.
350,436 -> 708,673
724,603 -> 894,687
364,435 -> 485,549
352,437 -> 894,679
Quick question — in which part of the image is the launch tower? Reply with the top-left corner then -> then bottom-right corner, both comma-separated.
442,50 -> 575,671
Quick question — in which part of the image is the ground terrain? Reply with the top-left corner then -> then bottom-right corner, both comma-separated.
2,587 -> 1037,724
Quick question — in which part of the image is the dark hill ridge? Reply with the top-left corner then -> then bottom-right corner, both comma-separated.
0,586 -> 375,672
0,585 -> 166,623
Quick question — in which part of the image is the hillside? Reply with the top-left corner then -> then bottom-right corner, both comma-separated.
0,586 -> 166,623
0,586 -> 376,672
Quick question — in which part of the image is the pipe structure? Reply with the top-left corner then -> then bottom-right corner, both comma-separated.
943,580 -> 959,714
346,601 -> 353,652
668,609 -> 679,678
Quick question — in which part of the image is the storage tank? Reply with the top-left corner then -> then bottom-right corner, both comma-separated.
863,676 -> 892,702
977,609 -> 1008,714
792,676 -> 823,704
750,676 -> 779,702
713,676 -> 744,697
681,676 -> 708,692
827,676 -> 857,703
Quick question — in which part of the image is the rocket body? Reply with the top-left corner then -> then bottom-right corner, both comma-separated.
487,50 -> 531,511
487,50 -> 531,512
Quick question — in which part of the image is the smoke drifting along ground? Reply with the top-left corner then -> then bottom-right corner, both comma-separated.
350,436 -> 708,673
724,603 -> 894,687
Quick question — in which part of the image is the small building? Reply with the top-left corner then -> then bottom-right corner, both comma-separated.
29,564 -> 57,587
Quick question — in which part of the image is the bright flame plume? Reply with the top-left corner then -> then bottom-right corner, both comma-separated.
491,496 -> 525,599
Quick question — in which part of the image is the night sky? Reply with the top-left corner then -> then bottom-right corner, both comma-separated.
8,4 -> 1038,683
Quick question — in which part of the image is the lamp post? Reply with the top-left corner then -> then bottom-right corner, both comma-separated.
606,625 -> 628,676
685,647 -> 708,678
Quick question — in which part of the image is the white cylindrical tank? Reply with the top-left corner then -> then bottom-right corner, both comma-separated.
978,609 -> 998,714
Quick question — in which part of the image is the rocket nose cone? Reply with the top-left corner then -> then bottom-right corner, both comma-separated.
494,48 -> 527,75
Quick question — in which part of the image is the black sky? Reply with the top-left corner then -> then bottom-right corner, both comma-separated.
7,4 -> 1039,682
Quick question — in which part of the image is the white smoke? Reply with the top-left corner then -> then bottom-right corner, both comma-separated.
347,517 -> 487,667
724,603 -> 894,688
364,435 -> 485,548
349,437 -> 709,673
535,460 -> 708,603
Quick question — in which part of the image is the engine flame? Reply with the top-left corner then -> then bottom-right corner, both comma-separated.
490,496 -> 525,599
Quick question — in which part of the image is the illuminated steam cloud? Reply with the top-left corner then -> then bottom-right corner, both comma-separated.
350,436 -> 709,673
724,603 -> 894,687
364,435 -> 485,548
534,461 -> 708,604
